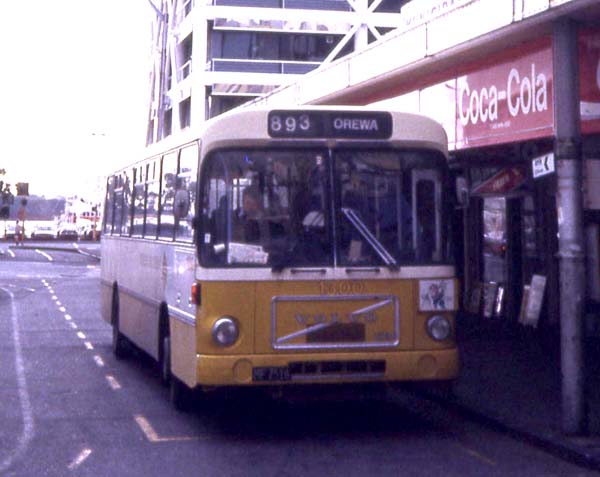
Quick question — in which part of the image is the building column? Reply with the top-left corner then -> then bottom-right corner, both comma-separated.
553,19 -> 587,435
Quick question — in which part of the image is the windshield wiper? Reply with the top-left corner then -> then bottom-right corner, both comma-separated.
341,207 -> 398,270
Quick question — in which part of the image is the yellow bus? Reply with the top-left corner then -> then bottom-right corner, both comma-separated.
101,106 -> 459,408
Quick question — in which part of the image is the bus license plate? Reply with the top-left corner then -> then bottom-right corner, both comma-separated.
253,366 -> 291,382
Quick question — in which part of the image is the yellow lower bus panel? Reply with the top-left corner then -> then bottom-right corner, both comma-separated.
194,349 -> 459,387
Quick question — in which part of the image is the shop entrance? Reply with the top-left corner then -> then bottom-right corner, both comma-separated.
463,169 -> 558,325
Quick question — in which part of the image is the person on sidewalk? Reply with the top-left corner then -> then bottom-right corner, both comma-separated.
16,201 -> 26,246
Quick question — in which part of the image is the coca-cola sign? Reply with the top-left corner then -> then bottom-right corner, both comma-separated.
455,39 -> 554,148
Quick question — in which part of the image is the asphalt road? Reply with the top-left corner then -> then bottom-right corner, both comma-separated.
0,241 -> 597,476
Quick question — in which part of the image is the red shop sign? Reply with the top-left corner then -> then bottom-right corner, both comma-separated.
455,39 -> 554,149
471,166 -> 527,195
580,28 -> 600,135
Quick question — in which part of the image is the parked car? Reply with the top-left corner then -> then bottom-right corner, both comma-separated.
56,223 -> 79,241
31,223 -> 58,240
4,222 -> 16,240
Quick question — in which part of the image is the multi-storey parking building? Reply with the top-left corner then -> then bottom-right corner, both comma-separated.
145,0 -> 408,145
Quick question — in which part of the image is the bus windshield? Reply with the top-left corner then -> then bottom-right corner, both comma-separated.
199,148 -> 450,269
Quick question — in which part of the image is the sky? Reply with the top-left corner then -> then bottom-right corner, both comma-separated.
0,0 -> 153,202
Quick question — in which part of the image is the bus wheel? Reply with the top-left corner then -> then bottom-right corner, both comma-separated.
111,290 -> 128,359
160,335 -> 171,387
170,376 -> 192,411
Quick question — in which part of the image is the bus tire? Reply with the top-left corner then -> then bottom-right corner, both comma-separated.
160,335 -> 171,387
170,376 -> 191,411
111,288 -> 128,359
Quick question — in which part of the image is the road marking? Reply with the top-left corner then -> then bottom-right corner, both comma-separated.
59,306 -> 66,312
6,249 -> 15,258
70,322 -> 78,329
0,288 -> 35,474
134,415 -> 200,443
93,355 -> 105,367
35,249 -> 53,262
105,375 -> 122,390
65,314 -> 72,321
67,448 -> 92,470
84,341 -> 94,350
51,295 -> 58,301
456,442 -> 496,467
56,300 -> 62,306
77,331 -> 86,340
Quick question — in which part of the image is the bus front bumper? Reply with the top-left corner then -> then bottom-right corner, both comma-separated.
194,349 -> 459,387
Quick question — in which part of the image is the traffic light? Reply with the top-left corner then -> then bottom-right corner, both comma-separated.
16,182 -> 29,196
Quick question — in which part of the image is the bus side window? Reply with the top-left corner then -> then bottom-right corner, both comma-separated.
159,153 -> 178,240
103,176 -> 115,234
175,144 -> 198,242
145,160 -> 160,239
132,166 -> 147,237
113,175 -> 124,236
121,171 -> 132,236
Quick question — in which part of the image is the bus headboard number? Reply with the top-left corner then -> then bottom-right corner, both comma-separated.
269,112 -> 317,137
268,110 -> 392,139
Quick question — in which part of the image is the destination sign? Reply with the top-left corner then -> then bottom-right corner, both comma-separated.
268,110 -> 392,139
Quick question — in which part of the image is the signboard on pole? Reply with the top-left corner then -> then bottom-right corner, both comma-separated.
532,152 -> 555,179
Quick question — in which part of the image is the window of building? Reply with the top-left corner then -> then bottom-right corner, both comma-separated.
208,96 -> 251,118
163,109 -> 173,139
213,30 -> 345,62
179,34 -> 193,79
179,97 -> 191,129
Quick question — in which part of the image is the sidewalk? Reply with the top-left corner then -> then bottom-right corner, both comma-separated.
428,314 -> 600,471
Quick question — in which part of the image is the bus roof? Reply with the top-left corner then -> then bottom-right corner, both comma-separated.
114,106 -> 448,176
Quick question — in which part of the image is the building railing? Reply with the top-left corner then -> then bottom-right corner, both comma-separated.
179,59 -> 192,80
210,0 -> 352,11
210,58 -> 321,74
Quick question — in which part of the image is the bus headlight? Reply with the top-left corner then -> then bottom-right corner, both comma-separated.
212,317 -> 239,347
426,315 -> 451,341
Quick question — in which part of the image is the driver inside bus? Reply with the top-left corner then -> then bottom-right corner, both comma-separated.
232,186 -> 265,243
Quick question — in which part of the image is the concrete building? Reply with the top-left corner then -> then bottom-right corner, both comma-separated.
145,0 -> 409,145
